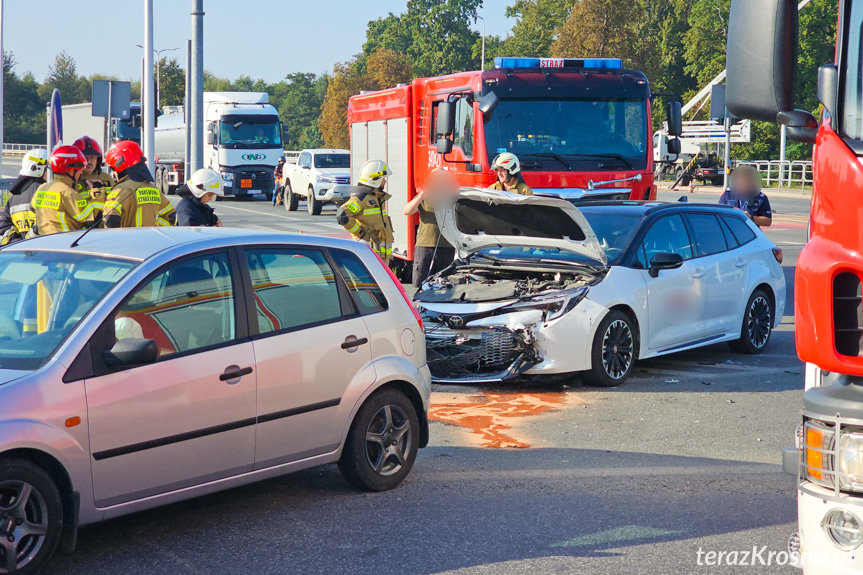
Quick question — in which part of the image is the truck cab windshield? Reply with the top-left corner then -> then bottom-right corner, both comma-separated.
219,116 -> 282,149
484,98 -> 649,171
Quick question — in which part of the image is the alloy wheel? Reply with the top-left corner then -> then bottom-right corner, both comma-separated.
0,480 -> 49,573
601,319 -> 634,380
747,296 -> 772,349
365,405 -> 412,477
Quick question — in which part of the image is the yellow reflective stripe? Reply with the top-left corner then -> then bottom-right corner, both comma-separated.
156,216 -> 172,227
32,191 -> 61,210
135,187 -> 161,205
105,201 -> 123,214
347,221 -> 361,233
89,202 -> 105,211
157,204 -> 174,216
27,156 -> 46,165
72,202 -> 96,222
364,208 -> 381,214
57,212 -> 69,232
135,207 -> 143,227
344,199 -> 361,214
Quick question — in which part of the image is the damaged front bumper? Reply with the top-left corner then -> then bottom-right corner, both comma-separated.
423,310 -> 544,383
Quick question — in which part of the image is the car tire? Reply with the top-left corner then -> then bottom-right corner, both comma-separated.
0,459 -> 63,574
307,187 -> 322,216
729,289 -> 773,354
155,168 -> 164,195
285,181 -> 298,212
338,389 -> 420,492
582,310 -> 637,387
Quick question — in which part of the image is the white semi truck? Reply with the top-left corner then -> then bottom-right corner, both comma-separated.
62,102 -> 143,151
153,92 -> 283,199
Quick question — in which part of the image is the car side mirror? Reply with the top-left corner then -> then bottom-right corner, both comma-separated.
667,138 -> 681,155
131,114 -> 142,129
206,132 -> 215,146
666,101 -> 683,136
436,137 -> 453,155
778,109 -> 819,144
103,338 -> 158,368
648,252 -> 684,278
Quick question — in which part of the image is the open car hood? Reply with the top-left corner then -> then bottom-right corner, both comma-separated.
435,188 -> 608,266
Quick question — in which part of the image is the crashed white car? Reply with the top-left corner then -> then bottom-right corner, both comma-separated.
414,189 -> 786,386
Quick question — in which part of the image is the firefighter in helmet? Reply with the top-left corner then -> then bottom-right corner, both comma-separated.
489,152 -> 533,195
0,148 -> 49,244
336,160 -> 395,262
31,146 -> 97,235
73,136 -> 114,213
103,141 -> 175,228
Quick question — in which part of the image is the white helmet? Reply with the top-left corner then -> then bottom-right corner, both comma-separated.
491,152 -> 521,176
20,148 -> 49,177
358,159 -> 392,189
188,168 -> 224,198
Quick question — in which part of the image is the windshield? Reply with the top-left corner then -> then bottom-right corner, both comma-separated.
578,207 -> 643,264
116,120 -> 140,141
474,246 -> 601,267
0,251 -> 136,370
219,115 -> 282,149
484,98 -> 649,171
314,154 -> 350,169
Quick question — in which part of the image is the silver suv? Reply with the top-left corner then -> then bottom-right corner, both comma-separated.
0,227 -> 430,573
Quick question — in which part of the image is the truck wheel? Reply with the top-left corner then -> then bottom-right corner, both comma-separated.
155,168 -> 164,194
285,181 -> 298,212
307,187 -> 322,216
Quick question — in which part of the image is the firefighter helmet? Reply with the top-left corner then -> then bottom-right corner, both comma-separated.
49,145 -> 87,175
72,136 -> 103,158
188,168 -> 224,198
105,141 -> 144,173
491,152 -> 521,176
19,148 -> 49,177
358,159 -> 392,188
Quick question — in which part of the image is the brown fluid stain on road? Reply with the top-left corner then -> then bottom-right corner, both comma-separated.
429,391 -> 584,448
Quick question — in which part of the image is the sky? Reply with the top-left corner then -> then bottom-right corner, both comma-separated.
2,0 -> 516,84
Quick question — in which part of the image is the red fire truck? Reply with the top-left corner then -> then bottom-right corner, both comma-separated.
726,1 -> 863,571
347,57 -> 682,268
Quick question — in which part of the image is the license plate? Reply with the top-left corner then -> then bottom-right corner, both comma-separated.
240,179 -> 252,188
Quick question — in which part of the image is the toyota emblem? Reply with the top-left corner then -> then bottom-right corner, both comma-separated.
448,315 -> 465,328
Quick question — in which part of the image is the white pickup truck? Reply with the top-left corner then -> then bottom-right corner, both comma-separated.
282,148 -> 351,215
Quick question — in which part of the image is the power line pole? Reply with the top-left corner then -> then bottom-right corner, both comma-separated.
190,0 -> 204,173
143,0 -> 155,176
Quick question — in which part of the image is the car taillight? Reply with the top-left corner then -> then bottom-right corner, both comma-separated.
772,247 -> 783,264
374,252 -> 423,331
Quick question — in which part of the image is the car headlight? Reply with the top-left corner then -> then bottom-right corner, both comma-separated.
506,286 -> 588,321
839,431 -> 863,491
221,172 -> 234,182
317,175 -> 337,183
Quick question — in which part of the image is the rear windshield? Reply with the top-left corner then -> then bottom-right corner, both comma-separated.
0,251 -> 136,370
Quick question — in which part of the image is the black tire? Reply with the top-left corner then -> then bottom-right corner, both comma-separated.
728,288 -> 774,354
285,181 -> 299,212
338,389 -> 420,492
307,188 -> 322,216
582,310 -> 637,387
0,459 -> 63,574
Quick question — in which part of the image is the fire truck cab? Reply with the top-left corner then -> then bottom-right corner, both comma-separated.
348,57 -> 678,267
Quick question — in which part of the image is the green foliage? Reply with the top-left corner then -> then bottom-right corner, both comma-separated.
39,51 -> 89,104
157,58 -> 185,107
277,73 -> 328,148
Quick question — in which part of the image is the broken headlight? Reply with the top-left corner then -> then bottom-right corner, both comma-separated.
506,286 -> 588,321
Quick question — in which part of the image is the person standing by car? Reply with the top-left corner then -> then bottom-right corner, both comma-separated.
718,165 -> 772,228
103,141 -> 175,228
272,155 -> 286,206
404,169 -> 457,287
176,168 -> 224,227
0,148 -> 49,244
489,152 -> 533,195
336,159 -> 395,262
32,146 -> 97,235
72,136 -> 114,213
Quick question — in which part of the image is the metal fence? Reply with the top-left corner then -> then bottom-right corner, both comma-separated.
2,143 -> 46,157
736,160 -> 813,189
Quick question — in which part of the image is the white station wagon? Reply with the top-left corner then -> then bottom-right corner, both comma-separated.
0,227 -> 430,573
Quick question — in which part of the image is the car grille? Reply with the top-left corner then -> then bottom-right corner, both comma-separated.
426,326 -> 524,381
334,176 -> 350,185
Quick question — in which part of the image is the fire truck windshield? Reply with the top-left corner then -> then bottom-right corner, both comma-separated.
484,98 -> 649,171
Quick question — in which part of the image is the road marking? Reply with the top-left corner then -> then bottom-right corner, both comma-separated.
551,525 -> 685,548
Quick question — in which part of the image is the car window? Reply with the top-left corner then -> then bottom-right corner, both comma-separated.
687,214 -> 728,256
641,215 -> 693,263
114,252 -> 236,358
454,98 -> 474,158
722,215 -> 757,245
718,217 -> 739,249
329,248 -> 389,315
245,248 -> 342,334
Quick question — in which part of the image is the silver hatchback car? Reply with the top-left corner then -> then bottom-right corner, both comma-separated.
0,227 -> 430,573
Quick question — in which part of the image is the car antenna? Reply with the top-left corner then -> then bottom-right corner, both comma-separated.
69,212 -> 105,248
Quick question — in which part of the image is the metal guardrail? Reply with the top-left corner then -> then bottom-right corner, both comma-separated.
2,144 -> 47,158
737,160 -> 813,189
283,150 -> 301,164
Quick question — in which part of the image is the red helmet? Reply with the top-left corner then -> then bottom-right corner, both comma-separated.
105,141 -> 144,172
49,145 -> 87,175
72,136 -> 103,158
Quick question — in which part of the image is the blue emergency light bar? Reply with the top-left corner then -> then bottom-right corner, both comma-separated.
494,57 -> 623,70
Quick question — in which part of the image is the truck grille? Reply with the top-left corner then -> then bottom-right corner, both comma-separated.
426,326 -> 523,381
334,176 -> 350,185
834,272 -> 863,356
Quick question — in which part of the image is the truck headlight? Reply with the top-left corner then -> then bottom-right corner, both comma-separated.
822,509 -> 863,550
839,431 -> 863,491
317,175 -> 337,183
803,421 -> 834,486
507,286 -> 588,321
221,172 -> 234,182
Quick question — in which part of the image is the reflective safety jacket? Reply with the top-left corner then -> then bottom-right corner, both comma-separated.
32,174 -> 97,235
103,176 -> 175,228
78,171 -> 115,210
336,187 -> 394,261
0,176 -> 41,245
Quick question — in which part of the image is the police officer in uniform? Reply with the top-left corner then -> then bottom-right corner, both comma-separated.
489,152 -> 533,195
336,160 -> 394,262
73,136 -> 114,213
719,164 -> 772,228
103,141 -> 175,228
0,148 -> 49,244
32,146 -> 97,235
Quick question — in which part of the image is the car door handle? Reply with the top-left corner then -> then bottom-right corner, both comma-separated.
341,337 -> 369,350
692,269 -> 705,279
220,366 -> 253,381
735,260 -> 748,268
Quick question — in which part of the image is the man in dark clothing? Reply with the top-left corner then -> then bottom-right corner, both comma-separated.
272,156 -> 286,206
719,165 -> 772,228
176,168 -> 224,227
0,148 -> 49,244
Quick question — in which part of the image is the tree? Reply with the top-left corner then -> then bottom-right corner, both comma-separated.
319,58 -> 365,149
277,72 -> 329,148
157,57 -> 185,107
502,0 -> 575,56
682,0 -> 730,86
365,48 -> 414,90
3,52 -> 45,144
39,52 -> 88,104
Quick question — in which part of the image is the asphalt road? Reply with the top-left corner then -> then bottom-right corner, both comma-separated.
39,189 -> 807,575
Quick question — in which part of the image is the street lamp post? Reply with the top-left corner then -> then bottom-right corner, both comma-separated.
137,45 -> 179,109
477,15 -> 485,71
